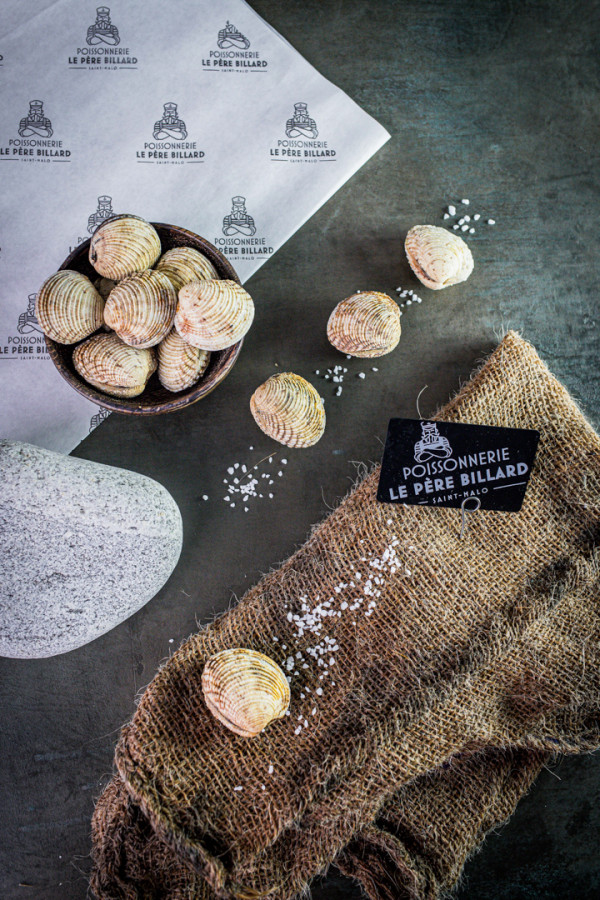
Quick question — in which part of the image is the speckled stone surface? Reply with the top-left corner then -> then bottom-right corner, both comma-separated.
0,441 -> 183,658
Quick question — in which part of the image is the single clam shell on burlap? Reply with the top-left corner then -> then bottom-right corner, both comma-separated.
157,329 -> 210,392
327,291 -> 401,358
405,225 -> 474,290
73,332 -> 157,398
175,279 -> 254,351
35,270 -> 104,344
104,270 -> 177,349
202,648 -> 290,738
250,372 -> 325,448
155,246 -> 219,293
89,215 -> 162,280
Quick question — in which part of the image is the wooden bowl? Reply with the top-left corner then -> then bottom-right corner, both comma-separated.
45,222 -> 243,415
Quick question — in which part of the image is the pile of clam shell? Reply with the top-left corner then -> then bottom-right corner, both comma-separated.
36,215 -> 254,399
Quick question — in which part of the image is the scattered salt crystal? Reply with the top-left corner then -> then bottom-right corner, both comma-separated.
464,215 -> 471,223
269,493 -> 274,498
230,503 -> 235,508
461,198 -> 470,205
335,386 -> 342,396
473,214 -> 480,221
358,372 -> 365,379
268,764 -> 274,774
461,225 -> 469,232
261,784 -> 266,790
372,367 -> 378,372
312,707 -> 317,715
458,217 -> 465,226
346,354 -> 352,359
443,213 -> 449,219
316,687 -> 323,696
227,467 -> 234,474
488,218 -> 496,225
453,224 -> 459,230
448,205 -> 456,215
202,495 -> 209,501
294,726 -> 302,735
469,228 -> 475,234
282,459 -> 288,464
233,786 -> 243,791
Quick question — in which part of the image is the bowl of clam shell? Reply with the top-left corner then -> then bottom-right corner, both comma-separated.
38,215 -> 255,414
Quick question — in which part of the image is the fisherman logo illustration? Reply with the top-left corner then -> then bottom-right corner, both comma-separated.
413,421 -> 453,462
269,101 -> 335,163
17,295 -> 42,335
87,6 -> 120,45
215,196 -> 273,260
202,22 -> 267,71
286,102 -> 318,139
88,195 -> 115,233
0,292 -> 48,358
153,103 -> 187,141
90,407 -> 111,432
136,106 -> 203,163
222,196 -> 256,236
68,8 -> 135,69
217,21 -> 250,49
19,100 -> 52,138
3,101 -> 71,161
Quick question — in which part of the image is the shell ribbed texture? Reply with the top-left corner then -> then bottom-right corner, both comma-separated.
73,332 -> 157,398
104,270 -> 177,349
202,648 -> 290,738
327,291 -> 401,358
89,215 -> 162,280
157,329 -> 210,392
175,279 -> 254,351
250,372 -> 326,448
36,270 -> 104,344
405,225 -> 474,290
155,247 -> 219,293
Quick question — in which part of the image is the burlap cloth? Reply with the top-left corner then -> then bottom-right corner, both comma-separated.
91,332 -> 600,899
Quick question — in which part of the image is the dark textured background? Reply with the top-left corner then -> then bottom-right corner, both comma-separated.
2,0 -> 600,897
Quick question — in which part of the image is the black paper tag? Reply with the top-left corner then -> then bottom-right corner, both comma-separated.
377,419 -> 539,511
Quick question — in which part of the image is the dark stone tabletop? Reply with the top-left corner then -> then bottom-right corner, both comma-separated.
1,1 -> 599,897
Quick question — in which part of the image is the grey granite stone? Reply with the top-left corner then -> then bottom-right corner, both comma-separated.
0,440 -> 183,658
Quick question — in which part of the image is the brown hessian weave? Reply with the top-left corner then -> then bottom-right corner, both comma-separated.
91,332 -> 600,900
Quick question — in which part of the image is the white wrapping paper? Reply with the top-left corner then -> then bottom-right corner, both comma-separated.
0,1 -> 389,452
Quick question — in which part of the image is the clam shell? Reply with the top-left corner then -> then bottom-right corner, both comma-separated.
155,246 -> 218,292
327,291 -> 401,358
158,329 -> 210,392
250,373 -> 325,448
36,270 -> 104,344
405,225 -> 474,290
89,215 -> 161,280
73,332 -> 157,398
202,648 -> 290,738
104,270 -> 177,349
175,279 -> 254,351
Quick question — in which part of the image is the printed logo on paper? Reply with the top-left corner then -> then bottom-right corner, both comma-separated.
202,21 -> 268,72
88,194 -> 116,233
87,6 -> 120,45
136,103 -> 204,165
377,418 -> 540,512
0,101 -> 73,163
269,102 -> 337,164
90,407 -> 111,432
0,292 -> 49,360
214,196 -> 273,261
68,7 -> 137,69
17,295 -> 43,335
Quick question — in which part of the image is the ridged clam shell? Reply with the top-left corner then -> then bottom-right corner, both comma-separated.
405,225 -> 474,290
202,648 -> 290,738
250,373 -> 325,448
89,215 -> 161,280
73,332 -> 156,398
36,270 -> 104,344
155,246 -> 218,292
327,291 -> 401,358
158,329 -> 210,392
175,279 -> 254,350
104,270 -> 177,349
